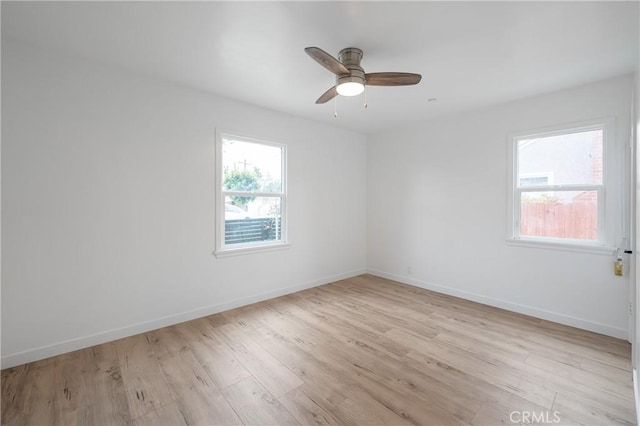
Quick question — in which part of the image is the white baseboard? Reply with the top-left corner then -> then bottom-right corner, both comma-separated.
1,268 -> 366,369
367,269 -> 628,339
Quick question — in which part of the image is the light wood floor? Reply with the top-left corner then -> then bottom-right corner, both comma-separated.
2,275 -> 635,425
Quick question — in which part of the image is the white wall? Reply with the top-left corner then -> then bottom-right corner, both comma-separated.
1,40 -> 367,368
368,75 -> 634,338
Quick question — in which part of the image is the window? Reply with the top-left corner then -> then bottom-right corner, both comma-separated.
508,119 -> 614,252
215,133 -> 288,256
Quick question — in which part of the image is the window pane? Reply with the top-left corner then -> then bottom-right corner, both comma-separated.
224,196 -> 282,245
222,138 -> 282,193
520,191 -> 597,240
517,130 -> 602,187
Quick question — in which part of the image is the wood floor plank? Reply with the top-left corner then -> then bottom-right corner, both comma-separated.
552,392 -> 634,426
75,344 -> 131,426
113,333 -> 174,420
131,403 -> 188,426
527,332 -> 632,371
1,356 -> 84,426
278,385 -> 348,426
172,319 -> 253,389
335,391 -> 414,426
2,274 -> 634,425
155,349 -> 242,425
403,329 -> 558,409
525,353 -> 633,399
221,376 -> 298,425
212,322 -> 305,398
252,327 -> 411,426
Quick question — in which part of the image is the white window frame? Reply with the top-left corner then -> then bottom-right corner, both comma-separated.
506,118 -> 616,255
518,172 -> 554,187
215,132 -> 289,258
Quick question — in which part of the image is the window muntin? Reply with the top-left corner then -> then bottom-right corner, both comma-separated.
216,133 -> 287,255
511,122 -> 607,246
519,175 -> 550,187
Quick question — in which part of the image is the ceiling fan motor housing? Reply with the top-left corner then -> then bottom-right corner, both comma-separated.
337,47 -> 365,86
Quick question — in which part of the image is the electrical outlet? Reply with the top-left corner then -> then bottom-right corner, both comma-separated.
629,302 -> 633,316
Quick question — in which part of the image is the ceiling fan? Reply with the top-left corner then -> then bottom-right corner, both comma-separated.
305,46 -> 422,104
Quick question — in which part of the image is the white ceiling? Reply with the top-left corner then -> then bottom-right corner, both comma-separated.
2,1 -> 639,134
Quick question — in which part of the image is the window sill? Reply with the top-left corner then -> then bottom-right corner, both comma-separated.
506,238 -> 615,255
214,242 -> 291,258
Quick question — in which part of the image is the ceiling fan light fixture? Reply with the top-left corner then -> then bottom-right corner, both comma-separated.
336,73 -> 365,97
337,81 -> 365,97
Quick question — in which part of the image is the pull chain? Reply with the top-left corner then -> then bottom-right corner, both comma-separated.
334,93 -> 338,118
364,85 -> 368,109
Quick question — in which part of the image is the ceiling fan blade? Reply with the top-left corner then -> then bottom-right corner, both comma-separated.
305,47 -> 349,76
365,72 -> 422,86
316,86 -> 338,104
